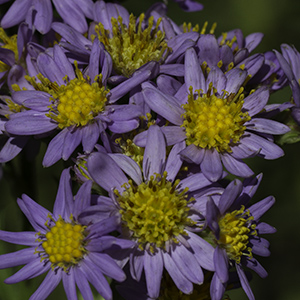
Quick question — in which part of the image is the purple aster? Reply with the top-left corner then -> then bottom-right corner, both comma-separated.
274,44 -> 300,125
1,0 -> 93,34
201,174 -> 276,300
0,168 -> 133,300
5,43 -> 143,166
137,47 -> 290,182
85,125 -> 218,298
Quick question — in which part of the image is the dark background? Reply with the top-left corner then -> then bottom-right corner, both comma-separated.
1,0 -> 300,299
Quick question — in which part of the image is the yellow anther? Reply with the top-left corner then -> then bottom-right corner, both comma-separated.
40,216 -> 87,268
94,14 -> 170,77
115,172 -> 196,251
181,88 -> 250,153
218,206 -> 255,263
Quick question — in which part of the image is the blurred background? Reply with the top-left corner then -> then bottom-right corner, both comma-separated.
1,0 -> 300,299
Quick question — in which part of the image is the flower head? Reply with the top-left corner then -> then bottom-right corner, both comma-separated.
5,43 -> 142,166
139,47 -> 290,181
0,168 -> 132,300
202,175 -> 276,300
86,125 -> 218,298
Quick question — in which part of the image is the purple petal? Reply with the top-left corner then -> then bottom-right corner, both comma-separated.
221,153 -> 254,178
29,269 -> 62,300
250,237 -> 271,257
18,194 -> 51,232
80,257 -> 112,300
87,216 -> 119,239
52,0 -> 88,33
81,122 -> 100,153
172,244 -> 204,284
53,168 -> 73,219
249,196 -> 275,220
0,136 -> 28,163
187,231 -> 215,271
161,126 -> 186,145
108,153 -> 143,186
206,66 -> 227,92
236,264 -> 255,300
241,132 -> 284,160
42,128 -> 66,167
87,152 -> 128,192
179,144 -> 205,165
0,231 -> 37,246
142,86 -> 184,125
178,172 -> 213,192
62,128 -> 82,160
165,141 -> 185,182
1,0 -> 31,28
144,250 -> 163,298
197,34 -> 220,66
184,47 -> 205,91
210,272 -> 226,300
53,44 -> 75,80
62,270 -> 77,300
225,68 -> 247,94
256,222 -> 276,234
200,149 -> 223,182
246,118 -> 290,135
244,257 -> 268,278
33,0 -> 53,34
214,246 -> 229,283
143,125 -> 166,180
73,181 -> 92,218
205,197 -> 220,236
4,257 -> 48,284
163,251 -> 193,294
243,87 -> 269,116
0,247 -> 36,269
129,248 -> 144,281
89,252 -> 126,282
74,267 -> 94,300
5,111 -> 57,135
107,119 -> 140,133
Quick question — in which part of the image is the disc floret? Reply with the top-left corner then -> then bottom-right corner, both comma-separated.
94,13 -> 170,77
26,63 -> 108,129
37,215 -> 88,271
182,86 -> 251,153
218,206 -> 257,264
115,172 -> 195,251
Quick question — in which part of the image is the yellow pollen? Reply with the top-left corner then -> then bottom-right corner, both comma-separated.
93,13 -> 170,77
41,216 -> 87,269
26,63 -> 108,129
181,86 -> 251,153
0,28 -> 18,72
218,206 -> 256,264
115,171 -> 195,251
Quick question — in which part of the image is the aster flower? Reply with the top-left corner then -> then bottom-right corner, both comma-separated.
0,0 -> 93,34
274,44 -> 300,125
202,174 -> 276,300
4,42 -> 143,166
85,125 -> 218,298
0,168 -> 133,300
138,47 -> 290,181
88,0 -> 199,80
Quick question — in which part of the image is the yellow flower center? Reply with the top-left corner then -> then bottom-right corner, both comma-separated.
94,13 -> 170,77
26,63 -> 108,129
115,172 -> 195,251
218,206 -> 256,264
181,87 -> 251,153
39,216 -> 87,270
0,27 -> 18,72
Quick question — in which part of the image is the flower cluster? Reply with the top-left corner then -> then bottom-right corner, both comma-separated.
0,1 -> 297,300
